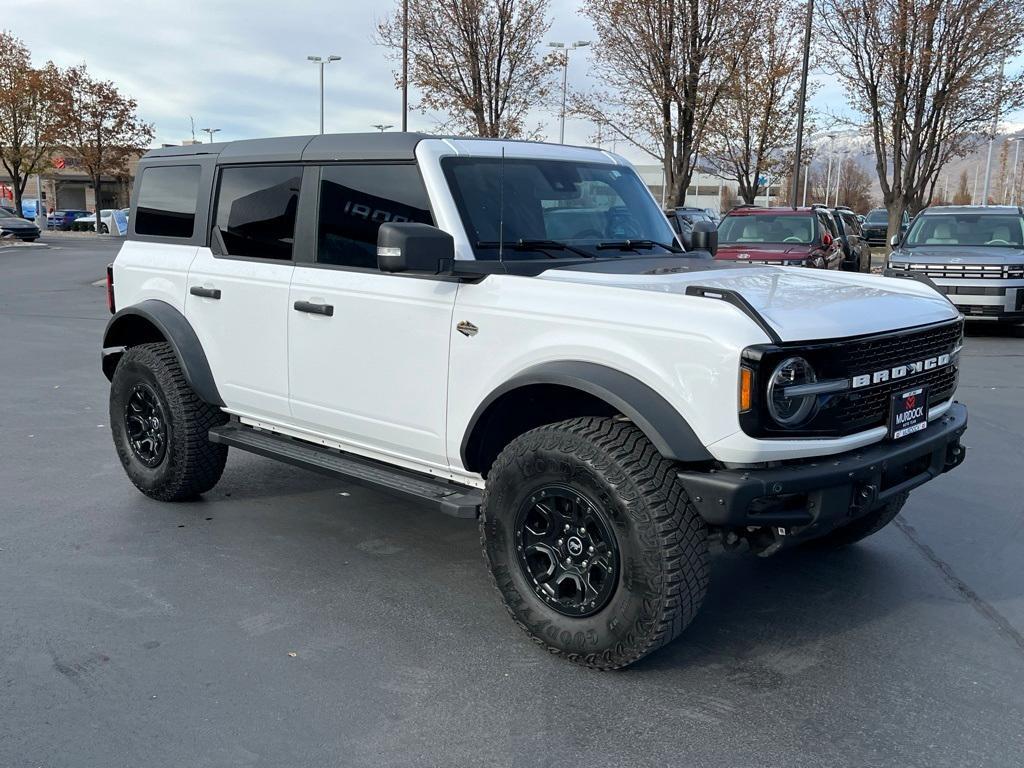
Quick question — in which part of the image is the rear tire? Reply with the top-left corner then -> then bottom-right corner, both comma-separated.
809,492 -> 909,549
481,417 -> 709,669
110,342 -> 228,501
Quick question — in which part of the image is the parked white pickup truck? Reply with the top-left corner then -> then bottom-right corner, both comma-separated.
101,133 -> 967,668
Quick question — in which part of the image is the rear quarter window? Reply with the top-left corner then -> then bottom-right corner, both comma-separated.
134,165 -> 201,238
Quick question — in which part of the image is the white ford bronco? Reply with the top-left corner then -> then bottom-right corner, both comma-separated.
102,133 -> 968,668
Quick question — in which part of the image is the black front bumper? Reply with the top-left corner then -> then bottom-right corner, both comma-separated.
678,402 -> 967,537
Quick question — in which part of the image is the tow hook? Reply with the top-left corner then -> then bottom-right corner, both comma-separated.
722,526 -> 793,557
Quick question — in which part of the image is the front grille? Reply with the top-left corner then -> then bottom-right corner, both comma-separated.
834,321 -> 961,377
889,262 -> 1024,279
742,319 -> 963,438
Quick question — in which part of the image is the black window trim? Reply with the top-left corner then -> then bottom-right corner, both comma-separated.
129,157 -> 215,247
207,162 -> 306,264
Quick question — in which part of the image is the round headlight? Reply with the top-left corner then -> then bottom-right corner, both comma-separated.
767,357 -> 818,427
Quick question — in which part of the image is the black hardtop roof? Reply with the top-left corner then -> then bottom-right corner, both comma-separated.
142,132 -> 432,164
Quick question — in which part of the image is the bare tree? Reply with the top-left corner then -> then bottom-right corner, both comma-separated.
54,65 -> 153,218
821,0 -> 1024,244
952,169 -> 971,204
574,0 -> 744,207
701,1 -> 803,204
0,32 -> 66,218
377,0 -> 558,137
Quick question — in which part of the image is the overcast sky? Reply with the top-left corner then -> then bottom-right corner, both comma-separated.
6,0 -> 1023,164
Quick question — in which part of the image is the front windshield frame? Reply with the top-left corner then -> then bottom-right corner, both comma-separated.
440,156 -> 679,261
865,209 -> 888,224
718,213 -> 819,246
905,213 -> 1024,248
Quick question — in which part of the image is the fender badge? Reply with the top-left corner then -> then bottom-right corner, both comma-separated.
457,320 -> 478,337
738,252 -> 750,260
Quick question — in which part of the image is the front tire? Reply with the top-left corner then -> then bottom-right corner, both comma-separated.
110,342 -> 228,501
481,417 -> 709,669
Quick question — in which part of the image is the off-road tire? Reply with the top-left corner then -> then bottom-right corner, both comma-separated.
480,416 -> 709,670
810,492 -> 909,549
110,342 -> 228,501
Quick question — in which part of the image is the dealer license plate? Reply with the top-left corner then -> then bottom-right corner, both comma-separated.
890,386 -> 929,440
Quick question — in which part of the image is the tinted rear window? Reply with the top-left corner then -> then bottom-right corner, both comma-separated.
214,165 -> 302,260
134,165 -> 201,238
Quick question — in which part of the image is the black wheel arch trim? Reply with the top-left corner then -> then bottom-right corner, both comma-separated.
461,361 -> 713,469
101,299 -> 224,406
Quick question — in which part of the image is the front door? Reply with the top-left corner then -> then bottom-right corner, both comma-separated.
186,164 -> 302,421
286,163 -> 456,470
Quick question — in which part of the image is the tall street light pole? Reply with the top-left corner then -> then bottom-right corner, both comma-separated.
790,0 -> 814,206
308,55 -> 341,135
402,0 -> 409,132
548,41 -> 590,144
981,53 -> 1006,206
373,124 -> 394,133
1010,136 -> 1024,206
201,127 -> 221,143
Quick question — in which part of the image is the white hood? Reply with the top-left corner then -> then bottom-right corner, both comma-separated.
540,264 -> 960,342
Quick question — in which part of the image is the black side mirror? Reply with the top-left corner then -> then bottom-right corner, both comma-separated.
690,220 -> 718,256
377,222 -> 455,274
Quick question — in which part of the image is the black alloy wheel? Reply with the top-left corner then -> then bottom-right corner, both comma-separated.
514,485 -> 619,618
123,382 -> 168,468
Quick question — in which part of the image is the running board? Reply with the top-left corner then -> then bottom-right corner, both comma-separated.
208,422 -> 481,518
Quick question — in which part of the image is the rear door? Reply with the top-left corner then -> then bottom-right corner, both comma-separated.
185,164 -> 301,421
286,163 -> 456,470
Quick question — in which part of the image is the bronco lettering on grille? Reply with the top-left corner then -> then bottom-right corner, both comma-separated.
851,353 -> 953,389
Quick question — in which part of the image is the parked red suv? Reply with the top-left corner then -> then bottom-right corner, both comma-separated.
715,206 -> 844,269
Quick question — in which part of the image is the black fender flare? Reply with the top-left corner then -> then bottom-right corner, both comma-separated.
101,299 -> 224,406
461,361 -> 712,467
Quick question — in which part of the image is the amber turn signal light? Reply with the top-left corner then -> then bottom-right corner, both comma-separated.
739,367 -> 753,412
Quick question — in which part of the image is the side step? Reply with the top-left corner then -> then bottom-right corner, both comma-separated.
208,422 -> 481,519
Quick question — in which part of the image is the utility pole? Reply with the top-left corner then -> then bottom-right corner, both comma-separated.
824,138 -> 836,206
972,164 -> 980,205
1011,137 -> 1024,206
548,41 -> 590,144
307,55 -> 341,135
981,53 -> 1006,206
790,0 -> 814,206
402,0 -> 409,132
802,161 -> 810,206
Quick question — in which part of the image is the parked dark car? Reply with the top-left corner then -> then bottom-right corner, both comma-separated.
862,207 -> 909,246
0,207 -> 41,241
824,205 -> 871,272
715,206 -> 845,269
887,205 -> 1024,322
664,206 -> 716,250
48,209 -> 90,231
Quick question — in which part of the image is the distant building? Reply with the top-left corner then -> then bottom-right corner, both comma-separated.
633,164 -> 786,214
0,151 -> 144,213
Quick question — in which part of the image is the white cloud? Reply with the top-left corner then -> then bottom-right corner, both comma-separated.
7,0 -> 1021,160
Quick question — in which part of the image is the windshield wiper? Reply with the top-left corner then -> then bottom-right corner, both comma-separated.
596,239 -> 681,253
476,239 -> 598,260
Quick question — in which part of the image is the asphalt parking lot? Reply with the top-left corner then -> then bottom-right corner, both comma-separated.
2,234 -> 1023,768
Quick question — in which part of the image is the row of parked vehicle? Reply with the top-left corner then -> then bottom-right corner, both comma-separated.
665,201 -> 1023,323
666,203 -> 878,273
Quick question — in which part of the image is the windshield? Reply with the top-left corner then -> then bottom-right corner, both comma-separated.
441,157 -> 678,259
718,214 -> 817,245
865,209 -> 887,224
906,214 -> 1024,248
